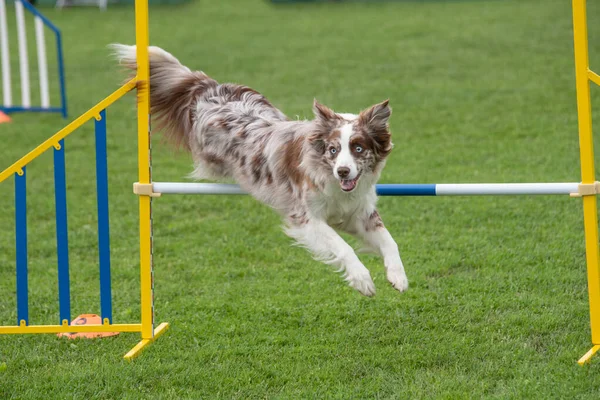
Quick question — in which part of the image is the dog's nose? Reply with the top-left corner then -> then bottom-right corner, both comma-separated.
337,167 -> 350,178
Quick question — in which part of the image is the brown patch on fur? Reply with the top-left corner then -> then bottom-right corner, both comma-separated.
329,129 -> 341,141
289,212 -> 309,225
313,100 -> 341,121
253,132 -> 271,149
251,154 -> 266,182
308,132 -> 327,154
212,118 -> 233,130
304,176 -> 317,191
309,125 -> 344,155
281,136 -> 305,186
204,153 -> 225,167
365,210 -> 384,231
266,170 -> 274,185
220,84 -> 275,108
349,136 -> 370,149
349,135 -> 375,156
150,71 -> 218,152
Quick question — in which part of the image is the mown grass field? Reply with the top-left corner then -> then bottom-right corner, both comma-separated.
1,0 -> 600,398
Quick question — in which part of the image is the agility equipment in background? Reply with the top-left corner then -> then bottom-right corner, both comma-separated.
0,0 -> 599,365
55,0 -> 108,11
0,0 -> 165,360
0,0 -> 67,117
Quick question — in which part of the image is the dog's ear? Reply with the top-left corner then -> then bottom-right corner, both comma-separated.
313,99 -> 338,122
358,99 -> 391,134
359,100 -> 392,160
309,100 -> 336,154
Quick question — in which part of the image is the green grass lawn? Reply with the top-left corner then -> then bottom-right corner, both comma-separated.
2,0 -> 600,398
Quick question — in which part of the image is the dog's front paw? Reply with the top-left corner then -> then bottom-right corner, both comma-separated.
345,268 -> 376,297
386,267 -> 408,292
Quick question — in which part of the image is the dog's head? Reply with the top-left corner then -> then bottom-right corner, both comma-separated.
308,99 -> 392,192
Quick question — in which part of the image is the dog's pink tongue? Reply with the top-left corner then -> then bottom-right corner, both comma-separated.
341,178 -> 357,191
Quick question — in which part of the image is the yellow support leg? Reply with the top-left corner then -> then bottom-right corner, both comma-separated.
578,344 -> 600,365
124,322 -> 170,361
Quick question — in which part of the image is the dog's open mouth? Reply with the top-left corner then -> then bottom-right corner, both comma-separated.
340,175 -> 360,192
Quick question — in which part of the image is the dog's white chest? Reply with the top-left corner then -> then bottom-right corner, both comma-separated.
309,181 -> 378,230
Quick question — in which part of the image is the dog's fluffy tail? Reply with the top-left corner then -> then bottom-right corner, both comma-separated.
110,44 -> 217,151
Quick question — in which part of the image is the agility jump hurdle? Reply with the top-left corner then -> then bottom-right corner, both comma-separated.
135,0 -> 600,365
0,0 -> 165,360
0,0 -> 67,117
0,0 -> 599,364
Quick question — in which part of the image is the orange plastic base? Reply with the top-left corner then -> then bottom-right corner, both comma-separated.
57,314 -> 120,339
0,112 -> 11,124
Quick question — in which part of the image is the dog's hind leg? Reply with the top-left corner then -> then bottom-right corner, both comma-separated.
285,216 -> 376,296
352,210 -> 408,293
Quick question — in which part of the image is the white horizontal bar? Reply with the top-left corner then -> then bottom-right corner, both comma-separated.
435,183 -> 579,196
153,182 -> 247,195
152,182 -> 581,196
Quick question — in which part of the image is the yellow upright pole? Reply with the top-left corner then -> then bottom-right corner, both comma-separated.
125,0 -> 169,360
135,0 -> 153,342
572,0 -> 600,365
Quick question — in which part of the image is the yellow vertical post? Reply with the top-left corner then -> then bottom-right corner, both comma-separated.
124,0 -> 168,361
135,0 -> 153,341
572,0 -> 600,365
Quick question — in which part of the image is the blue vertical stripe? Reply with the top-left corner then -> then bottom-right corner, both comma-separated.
15,169 -> 28,325
95,109 -> 112,323
54,140 -> 70,323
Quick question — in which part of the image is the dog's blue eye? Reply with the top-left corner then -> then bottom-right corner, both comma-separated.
330,148 -> 337,154
355,146 -> 363,153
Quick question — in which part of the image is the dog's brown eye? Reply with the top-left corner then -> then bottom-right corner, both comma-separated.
355,146 -> 363,153
329,147 -> 337,155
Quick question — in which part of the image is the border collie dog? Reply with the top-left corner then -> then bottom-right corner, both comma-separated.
113,45 -> 408,296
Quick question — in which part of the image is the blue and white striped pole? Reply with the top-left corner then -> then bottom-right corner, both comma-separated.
149,182 -> 582,196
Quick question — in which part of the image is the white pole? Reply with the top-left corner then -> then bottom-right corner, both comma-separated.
0,0 -> 12,107
34,16 -> 50,109
15,0 -> 31,108
435,183 -> 579,196
151,182 -> 582,196
153,183 -> 248,195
